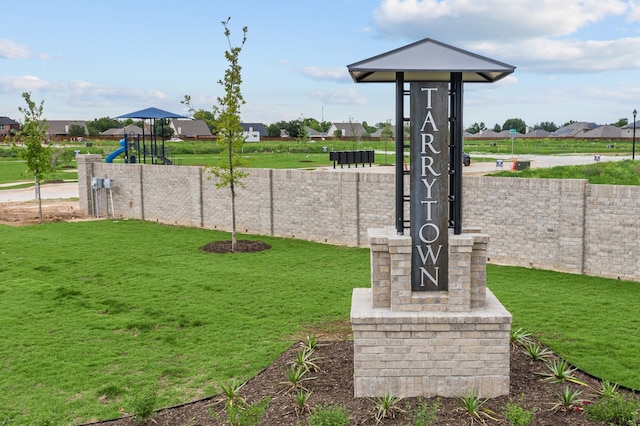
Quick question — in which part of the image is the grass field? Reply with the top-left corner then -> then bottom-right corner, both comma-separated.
1,220 -> 639,424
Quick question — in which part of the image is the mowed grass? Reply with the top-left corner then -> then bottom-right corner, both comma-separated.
487,264 -> 640,389
2,215 -> 640,424
0,220 -> 369,425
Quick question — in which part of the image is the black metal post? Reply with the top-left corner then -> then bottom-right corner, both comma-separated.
395,72 -> 405,235
633,109 -> 637,160
449,72 -> 463,235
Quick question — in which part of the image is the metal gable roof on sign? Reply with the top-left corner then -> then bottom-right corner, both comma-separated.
347,38 -> 515,83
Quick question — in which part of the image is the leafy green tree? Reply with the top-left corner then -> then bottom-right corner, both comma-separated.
17,92 -> 51,222
562,120 -> 577,127
534,121 -> 559,132
612,118 -> 629,127
361,121 -> 377,135
266,122 -> 282,137
502,118 -> 527,134
86,117 -> 122,136
67,124 -> 86,138
465,122 -> 486,134
153,118 -> 174,138
182,95 -> 217,133
492,123 -> 501,132
210,17 -> 248,252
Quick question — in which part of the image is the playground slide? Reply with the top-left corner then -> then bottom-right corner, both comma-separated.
105,139 -> 126,163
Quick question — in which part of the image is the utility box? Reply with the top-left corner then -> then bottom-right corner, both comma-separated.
103,178 -> 113,189
91,177 -> 104,189
515,160 -> 530,171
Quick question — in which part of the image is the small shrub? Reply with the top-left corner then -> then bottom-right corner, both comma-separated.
303,333 -> 318,351
225,397 -> 270,426
294,389 -> 312,414
551,386 -> 584,412
307,404 -> 350,426
521,341 -> 552,361
220,379 -> 245,407
403,397 -> 439,426
584,392 -> 640,425
510,327 -> 532,345
283,365 -> 316,391
128,388 -> 157,424
290,347 -> 321,372
504,394 -> 534,426
458,389 -> 498,422
599,380 -> 620,398
370,392 -> 405,422
537,358 -> 587,385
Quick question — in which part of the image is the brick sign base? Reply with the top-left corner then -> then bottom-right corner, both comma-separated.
351,227 -> 512,398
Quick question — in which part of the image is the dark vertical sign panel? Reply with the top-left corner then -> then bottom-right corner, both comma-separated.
410,82 -> 449,291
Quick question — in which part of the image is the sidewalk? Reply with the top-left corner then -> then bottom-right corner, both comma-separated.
0,181 -> 79,203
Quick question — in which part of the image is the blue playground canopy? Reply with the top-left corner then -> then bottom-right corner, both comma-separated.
116,107 -> 186,120
111,107 -> 188,165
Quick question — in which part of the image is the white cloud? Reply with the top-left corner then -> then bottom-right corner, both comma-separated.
0,75 -> 50,92
371,0 -> 639,74
373,0 -> 628,41
0,39 -> 49,60
300,66 -> 351,82
310,88 -> 368,105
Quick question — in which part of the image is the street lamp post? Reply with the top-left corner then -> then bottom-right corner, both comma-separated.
633,109 -> 637,161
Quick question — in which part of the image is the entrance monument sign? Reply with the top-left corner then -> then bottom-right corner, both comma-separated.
348,38 -> 516,398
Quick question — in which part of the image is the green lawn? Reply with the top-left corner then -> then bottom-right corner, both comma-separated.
1,220 -> 639,425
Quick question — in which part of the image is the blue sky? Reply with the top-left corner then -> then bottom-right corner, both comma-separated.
2,0 -> 640,129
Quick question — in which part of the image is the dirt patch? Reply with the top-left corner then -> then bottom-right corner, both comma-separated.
200,240 -> 272,254
0,199 -> 92,226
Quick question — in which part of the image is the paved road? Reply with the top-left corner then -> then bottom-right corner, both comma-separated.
0,153 -> 630,203
0,182 -> 80,203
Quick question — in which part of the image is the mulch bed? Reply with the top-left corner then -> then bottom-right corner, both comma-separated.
200,240 -> 272,254
89,339 -> 619,425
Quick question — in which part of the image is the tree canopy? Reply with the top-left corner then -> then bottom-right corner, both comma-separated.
502,118 -> 527,134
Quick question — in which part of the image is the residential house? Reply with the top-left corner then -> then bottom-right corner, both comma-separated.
370,125 -> 396,138
621,121 -> 640,138
169,119 -> 213,139
550,122 -> 598,137
327,122 -> 367,138
465,129 -> 500,138
582,125 -> 622,139
522,129 -> 551,138
100,124 -> 144,137
0,116 -> 20,137
44,120 -> 89,140
241,123 -> 268,142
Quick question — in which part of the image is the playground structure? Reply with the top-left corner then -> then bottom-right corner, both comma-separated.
105,107 -> 186,165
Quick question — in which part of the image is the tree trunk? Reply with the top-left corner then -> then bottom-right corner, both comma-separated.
35,178 -> 43,223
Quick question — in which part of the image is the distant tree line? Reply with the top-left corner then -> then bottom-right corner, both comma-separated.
465,117 -> 631,135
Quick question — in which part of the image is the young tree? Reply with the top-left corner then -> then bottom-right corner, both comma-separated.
17,92 -> 51,222
195,17 -> 248,253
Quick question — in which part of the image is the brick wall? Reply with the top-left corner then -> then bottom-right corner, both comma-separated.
77,156 -> 640,282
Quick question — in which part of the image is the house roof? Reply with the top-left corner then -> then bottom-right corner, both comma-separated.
330,122 -> 367,137
100,124 -> 144,136
170,119 -> 212,137
0,116 -> 19,125
550,122 -> 598,137
522,129 -> 551,138
583,125 -> 622,138
241,122 -> 268,136
347,37 -> 515,83
44,120 -> 88,135
465,129 -> 499,138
